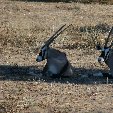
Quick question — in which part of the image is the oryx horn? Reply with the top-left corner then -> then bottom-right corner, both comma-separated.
44,24 -> 71,47
104,26 -> 113,47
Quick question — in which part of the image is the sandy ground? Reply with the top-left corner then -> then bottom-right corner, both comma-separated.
0,0 -> 113,113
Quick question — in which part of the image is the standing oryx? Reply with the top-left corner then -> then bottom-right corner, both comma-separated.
96,26 -> 113,78
36,24 -> 73,78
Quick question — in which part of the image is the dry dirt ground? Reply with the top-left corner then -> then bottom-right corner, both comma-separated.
0,0 -> 113,113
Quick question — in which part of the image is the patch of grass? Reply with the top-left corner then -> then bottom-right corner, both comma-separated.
0,1 -> 113,113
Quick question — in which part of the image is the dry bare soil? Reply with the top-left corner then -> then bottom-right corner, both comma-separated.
0,0 -> 113,113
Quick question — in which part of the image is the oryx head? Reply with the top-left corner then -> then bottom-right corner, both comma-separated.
36,24 -> 71,62
36,45 -> 48,62
96,27 -> 113,64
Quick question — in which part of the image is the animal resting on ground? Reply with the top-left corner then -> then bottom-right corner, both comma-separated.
36,24 -> 113,79
96,26 -> 113,78
36,24 -> 73,78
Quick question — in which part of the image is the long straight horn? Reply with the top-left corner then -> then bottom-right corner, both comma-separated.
44,24 -> 66,46
104,26 -> 113,47
46,24 -> 72,45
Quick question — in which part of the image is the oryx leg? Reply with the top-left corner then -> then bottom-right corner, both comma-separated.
42,63 -> 54,77
42,63 -> 48,76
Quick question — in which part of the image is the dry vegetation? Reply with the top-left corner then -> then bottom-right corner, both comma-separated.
0,0 -> 113,113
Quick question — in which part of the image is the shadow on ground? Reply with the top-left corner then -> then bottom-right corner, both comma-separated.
11,0 -> 112,4
0,65 -> 112,84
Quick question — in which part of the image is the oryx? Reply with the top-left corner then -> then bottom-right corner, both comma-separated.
36,24 -> 73,78
96,26 -> 113,78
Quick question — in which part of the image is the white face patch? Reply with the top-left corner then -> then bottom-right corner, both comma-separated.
100,48 -> 110,62
36,46 -> 48,62
98,48 -> 105,63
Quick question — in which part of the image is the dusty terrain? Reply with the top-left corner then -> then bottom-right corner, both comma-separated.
0,0 -> 113,113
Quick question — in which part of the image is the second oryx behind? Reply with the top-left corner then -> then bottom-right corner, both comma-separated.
95,26 -> 113,78
36,24 -> 73,78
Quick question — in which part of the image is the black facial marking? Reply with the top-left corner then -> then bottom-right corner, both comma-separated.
38,48 -> 47,61
99,47 -> 110,61
39,51 -> 42,56
96,45 -> 101,50
100,51 -> 105,58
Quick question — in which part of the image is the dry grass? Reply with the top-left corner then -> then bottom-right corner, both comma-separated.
0,0 -> 113,113
0,81 -> 113,113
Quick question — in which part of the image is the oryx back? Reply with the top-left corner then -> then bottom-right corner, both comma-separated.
47,48 -> 73,77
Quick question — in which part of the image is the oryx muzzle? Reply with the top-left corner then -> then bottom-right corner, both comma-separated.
95,26 -> 113,77
36,24 -> 73,78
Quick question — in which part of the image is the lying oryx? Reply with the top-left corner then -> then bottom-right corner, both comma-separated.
36,24 -> 73,78
96,26 -> 113,78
